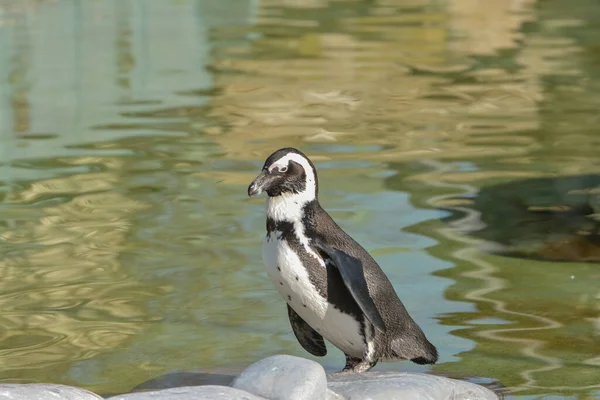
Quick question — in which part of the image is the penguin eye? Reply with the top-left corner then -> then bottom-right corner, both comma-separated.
279,166 -> 288,173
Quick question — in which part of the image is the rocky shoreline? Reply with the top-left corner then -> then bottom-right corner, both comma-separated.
0,355 -> 501,400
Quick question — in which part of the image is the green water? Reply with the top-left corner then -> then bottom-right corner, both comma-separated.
0,0 -> 599,398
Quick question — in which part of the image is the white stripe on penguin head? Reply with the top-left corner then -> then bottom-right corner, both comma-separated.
268,152 -> 317,200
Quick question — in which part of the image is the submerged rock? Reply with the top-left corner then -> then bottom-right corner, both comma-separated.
327,371 -> 499,400
232,354 -> 329,400
131,368 -> 239,392
435,174 -> 600,262
0,384 -> 103,400
107,385 -> 267,400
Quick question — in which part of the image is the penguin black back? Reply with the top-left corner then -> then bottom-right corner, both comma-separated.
306,201 -> 438,364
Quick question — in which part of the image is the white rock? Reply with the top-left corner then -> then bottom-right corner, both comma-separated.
0,384 -> 103,400
107,385 -> 266,400
232,354 -> 328,400
327,371 -> 499,400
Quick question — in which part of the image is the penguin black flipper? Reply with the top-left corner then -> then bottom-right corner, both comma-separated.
287,304 -> 327,356
312,239 -> 387,332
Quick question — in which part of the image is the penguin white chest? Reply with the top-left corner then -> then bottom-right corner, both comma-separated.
262,233 -> 364,357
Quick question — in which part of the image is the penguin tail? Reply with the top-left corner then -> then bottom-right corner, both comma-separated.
388,336 -> 439,364
410,340 -> 438,365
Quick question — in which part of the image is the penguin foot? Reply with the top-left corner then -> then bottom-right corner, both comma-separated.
338,356 -> 377,373
342,356 -> 361,372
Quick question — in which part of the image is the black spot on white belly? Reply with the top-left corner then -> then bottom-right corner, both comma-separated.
280,281 -> 283,285
295,275 -> 299,281
277,266 -> 281,271
287,295 -> 292,301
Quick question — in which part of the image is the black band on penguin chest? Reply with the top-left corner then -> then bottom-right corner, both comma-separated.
266,217 -> 363,320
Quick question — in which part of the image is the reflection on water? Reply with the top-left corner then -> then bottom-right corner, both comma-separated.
0,0 -> 599,397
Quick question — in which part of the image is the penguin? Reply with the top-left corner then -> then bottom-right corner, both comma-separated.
248,147 -> 438,373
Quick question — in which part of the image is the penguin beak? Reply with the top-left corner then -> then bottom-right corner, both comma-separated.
248,170 -> 273,197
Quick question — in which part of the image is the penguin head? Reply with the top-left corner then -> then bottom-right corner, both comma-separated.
248,147 -> 318,199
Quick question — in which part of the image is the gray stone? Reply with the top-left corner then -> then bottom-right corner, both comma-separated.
0,384 -> 103,400
232,354 -> 328,400
327,371 -> 499,400
107,385 -> 267,400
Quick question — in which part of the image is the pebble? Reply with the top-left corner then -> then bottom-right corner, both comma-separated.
0,355 -> 500,400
